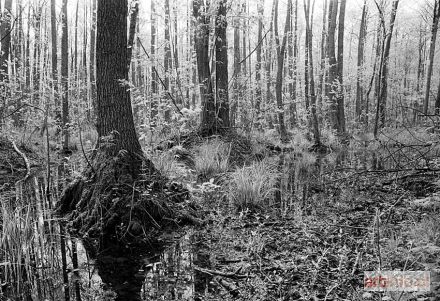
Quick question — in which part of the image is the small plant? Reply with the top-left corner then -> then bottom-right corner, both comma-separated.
194,139 -> 230,180
149,150 -> 189,181
228,159 -> 279,210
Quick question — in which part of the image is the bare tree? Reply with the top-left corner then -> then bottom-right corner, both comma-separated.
274,0 -> 291,141
423,0 -> 440,114
336,0 -> 346,134
356,0 -> 367,122
61,0 -> 69,152
304,0 -> 320,146
374,0 -> 399,137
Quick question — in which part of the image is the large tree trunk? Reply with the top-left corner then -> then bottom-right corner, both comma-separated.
215,0 -> 230,129
274,0 -> 290,141
193,0 -> 216,134
423,0 -> 440,114
96,0 -> 142,159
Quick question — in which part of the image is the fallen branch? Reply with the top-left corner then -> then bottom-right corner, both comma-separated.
194,266 -> 250,280
9,138 -> 31,184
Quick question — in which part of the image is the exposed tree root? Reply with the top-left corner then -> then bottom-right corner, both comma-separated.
57,139 -> 200,255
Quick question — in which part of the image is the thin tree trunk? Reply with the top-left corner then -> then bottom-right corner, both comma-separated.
374,0 -> 399,137
356,0 -> 367,122
336,0 -> 346,134
232,4 -> 241,128
61,0 -> 69,152
164,0 -> 172,121
326,0 -> 338,130
150,0 -> 158,125
193,0 -> 216,134
317,0 -> 327,124
288,0 -> 298,127
304,0 -> 320,145
90,0 -> 97,119
60,223 -> 70,301
215,0 -> 230,129
265,0 -> 276,129
416,22 -> 424,93
423,0 -> 440,114
127,1 -> 139,71
255,0 -> 264,130
274,0 -> 290,141
0,0 -> 13,125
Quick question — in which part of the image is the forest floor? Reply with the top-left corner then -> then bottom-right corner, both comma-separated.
1,128 -> 440,300
148,129 -> 440,301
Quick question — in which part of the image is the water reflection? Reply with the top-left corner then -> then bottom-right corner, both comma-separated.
2,145 -> 425,300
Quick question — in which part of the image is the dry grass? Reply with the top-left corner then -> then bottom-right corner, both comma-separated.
228,159 -> 280,210
194,139 -> 231,180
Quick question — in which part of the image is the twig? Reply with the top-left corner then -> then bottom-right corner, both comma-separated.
137,37 -> 183,116
194,265 -> 250,279
78,121 -> 96,175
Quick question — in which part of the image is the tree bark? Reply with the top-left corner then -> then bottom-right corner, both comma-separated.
164,0 -> 172,121
288,0 -> 298,127
304,0 -> 320,145
374,0 -> 399,137
193,0 -> 216,134
423,0 -> 440,114
96,0 -> 142,160
150,0 -> 158,125
336,0 -> 346,134
326,0 -> 338,131
255,0 -> 264,129
215,0 -> 230,128
356,0 -> 367,122
90,0 -> 97,119
61,0 -> 69,152
0,0 -> 13,125
127,0 -> 139,72
232,4 -> 241,128
274,0 -> 290,141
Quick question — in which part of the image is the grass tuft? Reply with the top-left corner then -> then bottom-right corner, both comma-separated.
194,139 -> 230,180
228,159 -> 279,210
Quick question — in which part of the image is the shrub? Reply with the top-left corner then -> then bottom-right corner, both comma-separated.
228,159 -> 279,210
